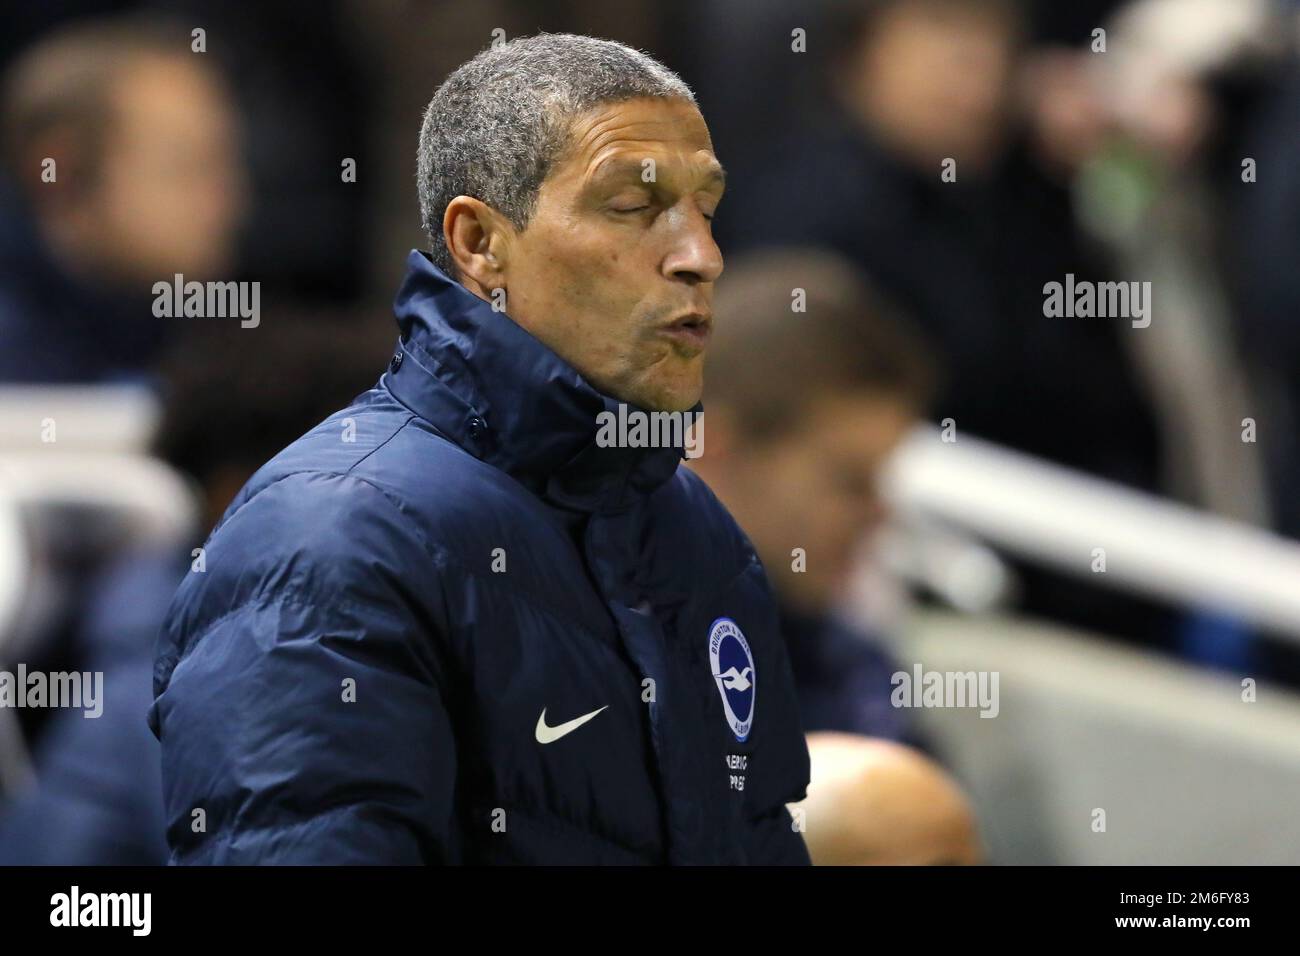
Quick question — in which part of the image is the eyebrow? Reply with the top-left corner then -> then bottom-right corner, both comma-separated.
589,156 -> 727,190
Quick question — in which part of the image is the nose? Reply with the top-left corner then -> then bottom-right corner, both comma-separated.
662,208 -> 724,285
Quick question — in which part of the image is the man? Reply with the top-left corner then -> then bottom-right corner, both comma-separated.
690,248 -> 937,745
714,0 -> 1173,653
691,248 -> 980,865
150,34 -> 811,865
0,16 -> 247,383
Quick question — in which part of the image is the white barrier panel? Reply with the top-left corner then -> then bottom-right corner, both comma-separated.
0,453 -> 196,547
0,477 -> 26,656
884,427 -> 1300,638
0,385 -> 159,452
899,611 -> 1300,864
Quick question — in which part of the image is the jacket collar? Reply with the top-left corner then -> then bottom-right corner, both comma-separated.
383,250 -> 693,514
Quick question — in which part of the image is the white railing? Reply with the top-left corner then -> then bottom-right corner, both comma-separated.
0,385 -> 191,796
0,476 -> 25,655
883,425 -> 1300,639
0,385 -> 159,452
0,453 -> 196,549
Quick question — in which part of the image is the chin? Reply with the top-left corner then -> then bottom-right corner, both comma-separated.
639,369 -> 703,413
641,387 -> 700,414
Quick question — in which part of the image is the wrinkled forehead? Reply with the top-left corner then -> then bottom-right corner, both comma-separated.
554,97 -> 720,185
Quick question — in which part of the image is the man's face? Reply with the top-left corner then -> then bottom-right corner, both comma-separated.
731,391 -> 915,614
847,3 -> 1015,174
95,54 -> 247,280
500,97 -> 725,413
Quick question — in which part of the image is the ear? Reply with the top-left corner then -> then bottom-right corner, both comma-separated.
443,196 -> 511,296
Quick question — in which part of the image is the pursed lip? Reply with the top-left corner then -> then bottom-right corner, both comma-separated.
657,311 -> 713,352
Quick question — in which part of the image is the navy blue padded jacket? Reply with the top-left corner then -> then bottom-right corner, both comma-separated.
149,251 -> 812,865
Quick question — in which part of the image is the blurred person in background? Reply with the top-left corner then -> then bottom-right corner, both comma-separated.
691,248 -> 936,745
0,15 -> 248,383
0,315 -> 388,864
1022,0 -> 1300,678
713,0 -> 1186,653
717,0 -> 1161,491
690,248 -> 980,864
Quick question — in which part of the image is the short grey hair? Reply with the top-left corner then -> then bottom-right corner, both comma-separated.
416,33 -> 696,276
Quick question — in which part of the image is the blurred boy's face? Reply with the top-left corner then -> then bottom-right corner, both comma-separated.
494,97 -> 726,413
844,2 -> 1016,174
64,53 -> 247,283
713,390 -> 915,615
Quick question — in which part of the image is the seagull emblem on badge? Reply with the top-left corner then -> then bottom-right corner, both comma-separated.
714,666 -> 754,692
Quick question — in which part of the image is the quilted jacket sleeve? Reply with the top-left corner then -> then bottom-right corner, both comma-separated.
747,804 -> 813,865
150,471 -> 459,864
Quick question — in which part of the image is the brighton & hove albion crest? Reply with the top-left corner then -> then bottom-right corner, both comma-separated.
709,617 -> 755,741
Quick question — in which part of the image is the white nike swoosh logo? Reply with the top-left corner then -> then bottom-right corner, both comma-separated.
535,705 -> 608,744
